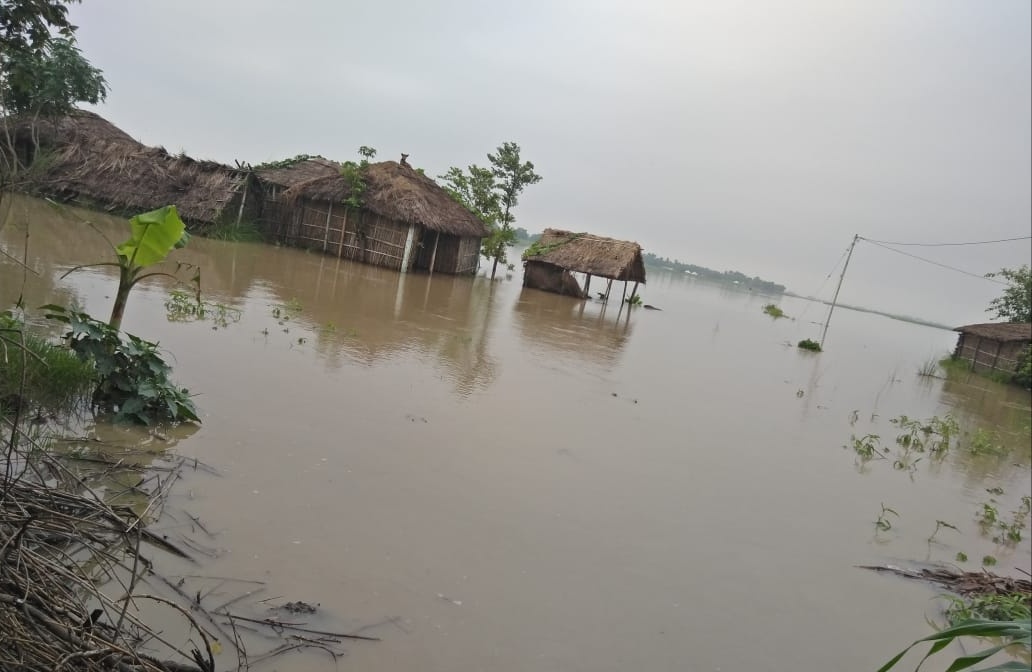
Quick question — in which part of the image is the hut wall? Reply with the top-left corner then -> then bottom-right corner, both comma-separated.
261,198 -> 410,270
415,234 -> 480,274
954,334 -> 1030,374
523,260 -> 587,298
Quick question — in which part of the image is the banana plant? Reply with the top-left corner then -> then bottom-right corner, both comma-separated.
62,205 -> 196,330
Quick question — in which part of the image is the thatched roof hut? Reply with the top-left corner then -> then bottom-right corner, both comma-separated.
522,228 -> 646,300
4,111 -> 250,225
264,160 -> 489,274
282,161 -> 488,238
952,322 -> 1031,380
254,157 -> 340,189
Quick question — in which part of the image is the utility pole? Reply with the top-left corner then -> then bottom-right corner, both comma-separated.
821,234 -> 859,349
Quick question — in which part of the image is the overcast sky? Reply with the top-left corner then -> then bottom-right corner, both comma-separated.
69,1 -> 1030,325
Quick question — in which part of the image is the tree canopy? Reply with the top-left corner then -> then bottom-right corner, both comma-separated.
986,264 -> 1031,323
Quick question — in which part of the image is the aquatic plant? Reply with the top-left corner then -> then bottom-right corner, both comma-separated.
762,303 -> 785,319
944,593 -> 1032,626
165,289 -> 241,328
847,433 -> 885,461
0,311 -> 94,415
875,503 -> 899,531
916,356 -> 940,377
928,520 -> 959,543
797,338 -> 822,352
205,218 -> 264,242
625,293 -> 643,306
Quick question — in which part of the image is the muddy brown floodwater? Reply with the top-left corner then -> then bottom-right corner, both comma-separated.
2,194 -> 1030,671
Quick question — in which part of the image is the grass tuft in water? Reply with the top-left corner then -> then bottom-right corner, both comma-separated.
0,314 -> 95,416
762,303 -> 786,319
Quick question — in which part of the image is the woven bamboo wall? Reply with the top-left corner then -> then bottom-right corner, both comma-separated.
261,198 -> 408,270
954,334 -> 1028,374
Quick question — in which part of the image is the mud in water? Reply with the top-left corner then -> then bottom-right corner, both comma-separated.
2,194 -> 1030,671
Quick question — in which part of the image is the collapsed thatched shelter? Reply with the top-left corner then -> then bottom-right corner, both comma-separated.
2,111 -> 255,226
522,228 -> 646,301
953,322 -> 1031,377
264,159 -> 489,274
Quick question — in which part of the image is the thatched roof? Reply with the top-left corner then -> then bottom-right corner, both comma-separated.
255,157 -> 339,188
282,161 -> 489,238
954,322 -> 1032,342
6,111 -> 245,224
524,229 -> 646,283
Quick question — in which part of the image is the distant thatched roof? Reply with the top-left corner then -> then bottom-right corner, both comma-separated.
955,322 -> 1032,342
255,157 -> 340,188
524,229 -> 646,283
282,161 -> 489,238
6,111 -> 245,224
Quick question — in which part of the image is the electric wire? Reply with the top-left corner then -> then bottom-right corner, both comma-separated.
862,235 -> 1030,247
859,238 -> 1009,285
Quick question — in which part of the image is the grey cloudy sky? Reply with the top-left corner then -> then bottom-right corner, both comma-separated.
70,1 -> 1030,325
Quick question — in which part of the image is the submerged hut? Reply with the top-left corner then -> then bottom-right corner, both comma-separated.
952,322 -> 1032,377
522,229 -> 646,301
266,160 -> 488,274
2,111 -> 255,226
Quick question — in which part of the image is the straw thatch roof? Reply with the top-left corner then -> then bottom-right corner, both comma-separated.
255,157 -> 340,188
282,161 -> 489,238
524,229 -> 646,283
954,322 -> 1032,342
5,111 -> 245,224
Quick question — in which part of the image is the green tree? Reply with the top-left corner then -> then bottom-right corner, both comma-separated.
986,264 -> 1031,323
438,164 -> 501,229
1,1 -> 106,176
2,36 -> 106,116
486,142 -> 541,278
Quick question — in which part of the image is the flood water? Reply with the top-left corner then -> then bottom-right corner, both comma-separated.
2,194 -> 1030,671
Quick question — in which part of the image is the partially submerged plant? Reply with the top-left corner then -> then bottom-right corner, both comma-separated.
928,520 -> 959,543
43,307 -> 199,425
62,205 -> 196,330
797,338 -> 822,352
877,618 -> 1031,672
875,503 -> 899,531
762,303 -> 786,319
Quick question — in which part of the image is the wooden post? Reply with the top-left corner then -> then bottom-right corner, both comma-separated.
970,336 -> 982,371
321,202 -> 334,253
400,223 -> 417,272
428,231 -> 440,274
990,340 -> 1003,373
604,278 -> 613,302
235,173 -> 250,225
584,274 -> 592,296
337,207 -> 348,258
629,281 -> 639,303
621,281 -> 628,305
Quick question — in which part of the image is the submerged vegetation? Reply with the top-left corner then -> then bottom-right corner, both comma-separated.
762,303 -> 786,319
204,217 -> 264,242
44,306 -> 199,425
0,311 -> 94,415
797,338 -> 822,352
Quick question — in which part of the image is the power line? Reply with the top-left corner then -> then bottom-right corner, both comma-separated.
862,235 -> 1031,247
860,238 -> 1009,285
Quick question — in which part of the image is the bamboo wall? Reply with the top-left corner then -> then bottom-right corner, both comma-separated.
262,198 -> 408,270
261,196 -> 481,274
954,334 -> 1029,375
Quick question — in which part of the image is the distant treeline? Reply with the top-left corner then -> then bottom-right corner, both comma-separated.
643,253 -> 786,293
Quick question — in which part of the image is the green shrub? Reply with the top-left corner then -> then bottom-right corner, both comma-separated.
0,312 -> 95,415
44,307 -> 199,425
